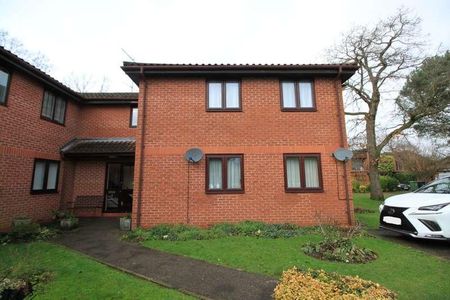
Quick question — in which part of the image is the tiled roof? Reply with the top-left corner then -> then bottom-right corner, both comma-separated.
80,92 -> 138,100
61,138 -> 135,157
122,62 -> 359,69
121,62 -> 359,85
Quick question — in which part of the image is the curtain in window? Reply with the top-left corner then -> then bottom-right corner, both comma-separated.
42,91 -> 55,118
227,157 -> 241,189
32,161 -> 46,190
209,159 -> 222,189
304,157 -> 319,187
225,83 -> 239,108
0,70 -> 8,103
282,82 -> 296,108
131,108 -> 138,127
53,97 -> 66,123
46,162 -> 59,189
208,83 -> 222,108
299,82 -> 313,108
286,157 -> 301,188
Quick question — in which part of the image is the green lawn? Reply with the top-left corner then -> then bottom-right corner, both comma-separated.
0,242 -> 193,300
141,196 -> 450,300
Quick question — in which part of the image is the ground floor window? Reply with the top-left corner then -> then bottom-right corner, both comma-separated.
284,154 -> 323,192
31,159 -> 60,193
206,154 -> 244,193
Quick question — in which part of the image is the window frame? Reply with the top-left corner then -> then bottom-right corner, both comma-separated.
130,105 -> 138,128
205,154 -> 245,194
206,80 -> 242,112
0,66 -> 12,107
283,153 -> 323,193
40,90 -> 67,125
30,159 -> 60,194
280,80 -> 316,111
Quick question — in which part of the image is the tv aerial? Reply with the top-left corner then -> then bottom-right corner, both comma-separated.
333,148 -> 353,162
184,148 -> 204,163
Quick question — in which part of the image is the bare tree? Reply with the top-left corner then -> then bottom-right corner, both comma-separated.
328,8 -> 431,199
0,30 -> 51,72
64,73 -> 110,92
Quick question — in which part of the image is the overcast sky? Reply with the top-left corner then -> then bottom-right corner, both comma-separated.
1,0 -> 448,92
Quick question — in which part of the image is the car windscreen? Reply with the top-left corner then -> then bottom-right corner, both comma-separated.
415,178 -> 450,194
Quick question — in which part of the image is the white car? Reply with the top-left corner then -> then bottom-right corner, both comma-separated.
379,177 -> 450,240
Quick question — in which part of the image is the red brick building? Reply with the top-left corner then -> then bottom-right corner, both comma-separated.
0,46 -> 358,231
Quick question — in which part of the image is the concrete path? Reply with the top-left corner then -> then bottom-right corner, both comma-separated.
56,218 -> 277,300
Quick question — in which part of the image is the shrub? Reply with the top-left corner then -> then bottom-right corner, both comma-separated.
352,180 -> 362,193
273,267 -> 397,300
359,184 -> 368,193
393,172 -> 416,183
0,268 -> 53,300
302,224 -> 376,263
9,223 -> 41,242
380,176 -> 399,192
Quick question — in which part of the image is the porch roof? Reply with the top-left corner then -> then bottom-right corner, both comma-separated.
61,137 -> 135,158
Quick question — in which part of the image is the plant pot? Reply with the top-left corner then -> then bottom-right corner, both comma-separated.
120,218 -> 131,231
60,218 -> 79,230
12,217 -> 32,228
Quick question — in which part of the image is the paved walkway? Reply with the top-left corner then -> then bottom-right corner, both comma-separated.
56,218 -> 277,300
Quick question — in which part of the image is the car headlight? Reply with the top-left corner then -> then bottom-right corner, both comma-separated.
418,203 -> 450,211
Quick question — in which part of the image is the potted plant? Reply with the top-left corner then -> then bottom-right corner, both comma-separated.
12,216 -> 32,228
60,212 -> 79,230
120,214 -> 131,231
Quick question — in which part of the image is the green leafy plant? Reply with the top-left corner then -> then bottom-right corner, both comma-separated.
380,176 -> 400,192
302,224 -> 377,264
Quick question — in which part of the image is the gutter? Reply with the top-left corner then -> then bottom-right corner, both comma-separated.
335,64 -> 353,226
135,66 -> 147,228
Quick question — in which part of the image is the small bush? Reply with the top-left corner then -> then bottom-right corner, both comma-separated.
302,224 -> 376,263
273,267 -> 397,300
124,221 -> 305,242
0,269 -> 53,300
6,223 -> 58,243
393,172 -> 416,184
354,207 -> 376,214
380,176 -> 399,192
352,180 -> 362,193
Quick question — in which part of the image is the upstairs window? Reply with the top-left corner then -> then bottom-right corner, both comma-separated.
207,81 -> 241,111
130,106 -> 138,127
31,159 -> 60,193
281,80 -> 315,111
284,154 -> 323,192
41,90 -> 66,125
206,154 -> 244,193
0,68 -> 11,106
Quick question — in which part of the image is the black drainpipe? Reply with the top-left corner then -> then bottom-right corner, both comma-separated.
136,67 -> 147,227
335,65 -> 353,226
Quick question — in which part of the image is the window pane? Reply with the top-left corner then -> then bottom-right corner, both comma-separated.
282,82 -> 296,108
286,157 -> 301,188
304,157 -> 320,188
32,161 -> 46,190
208,158 -> 222,189
46,162 -> 59,190
42,91 -> 55,118
53,97 -> 66,124
227,157 -> 241,189
131,107 -> 138,127
299,82 -> 313,108
225,82 -> 239,108
0,69 -> 9,104
208,83 -> 222,108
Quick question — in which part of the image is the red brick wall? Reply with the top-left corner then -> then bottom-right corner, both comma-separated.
0,70 -> 135,230
132,78 -> 354,228
77,105 -> 136,138
0,71 -> 80,230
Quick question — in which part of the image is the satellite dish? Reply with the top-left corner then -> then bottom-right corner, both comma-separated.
333,148 -> 353,162
184,148 -> 204,163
